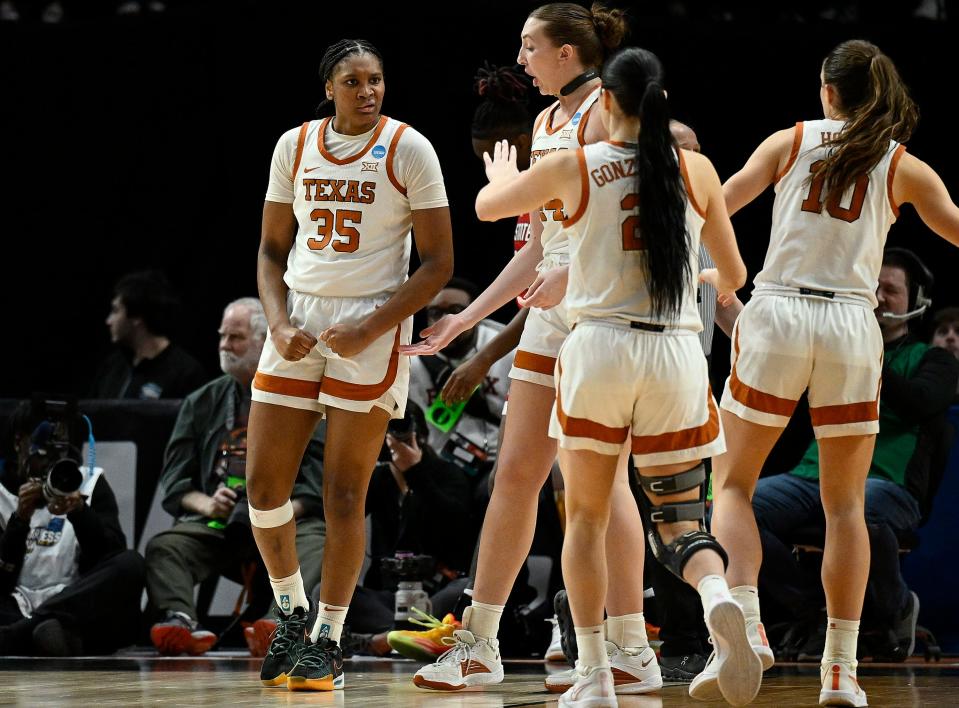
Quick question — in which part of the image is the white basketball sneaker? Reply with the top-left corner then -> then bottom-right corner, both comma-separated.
559,665 -> 617,708
819,660 -> 867,707
412,629 -> 504,691
546,641 -> 662,695
689,619 -> 774,701
688,592 -> 763,706
546,616 -> 566,662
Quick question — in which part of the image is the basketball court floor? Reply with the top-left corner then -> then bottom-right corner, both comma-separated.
1,654 -> 957,706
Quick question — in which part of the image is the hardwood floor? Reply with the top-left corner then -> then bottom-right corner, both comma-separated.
1,654 -> 956,706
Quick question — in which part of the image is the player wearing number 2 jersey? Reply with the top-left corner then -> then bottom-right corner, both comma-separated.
703,40 -> 959,707
244,39 -> 452,693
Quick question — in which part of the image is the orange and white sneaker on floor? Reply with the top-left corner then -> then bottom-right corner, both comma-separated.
819,660 -> 868,707
689,619 -> 774,701
558,665 -> 617,708
546,642 -> 662,695
689,592 -> 763,706
412,629 -> 504,691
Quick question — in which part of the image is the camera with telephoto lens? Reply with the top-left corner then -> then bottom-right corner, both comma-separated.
379,552 -> 435,583
24,396 -> 85,507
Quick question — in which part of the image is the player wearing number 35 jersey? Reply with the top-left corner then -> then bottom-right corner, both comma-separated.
244,39 -> 453,695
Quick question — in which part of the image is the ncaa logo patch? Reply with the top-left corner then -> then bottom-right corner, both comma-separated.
372,145 -> 387,159
571,112 -> 582,126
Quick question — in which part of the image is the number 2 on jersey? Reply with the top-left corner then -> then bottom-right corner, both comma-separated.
308,208 -> 361,253
800,159 -> 869,223
621,193 -> 644,251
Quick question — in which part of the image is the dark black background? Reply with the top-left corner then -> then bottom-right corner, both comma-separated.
1,1 -> 956,397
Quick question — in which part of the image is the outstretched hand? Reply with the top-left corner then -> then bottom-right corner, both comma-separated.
483,139 -> 520,185
399,314 -> 467,356
699,268 -> 738,308
518,266 -> 568,310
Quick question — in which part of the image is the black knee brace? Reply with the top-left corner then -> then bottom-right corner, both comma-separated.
638,462 -> 728,581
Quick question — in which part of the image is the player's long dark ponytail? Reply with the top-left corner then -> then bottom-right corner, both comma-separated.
602,48 -> 689,321
316,39 -> 384,117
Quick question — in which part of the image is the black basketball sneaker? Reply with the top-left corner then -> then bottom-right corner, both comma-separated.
286,636 -> 345,691
260,606 -> 309,687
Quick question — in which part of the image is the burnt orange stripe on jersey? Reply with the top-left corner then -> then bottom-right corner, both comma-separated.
631,390 -> 720,455
563,149 -> 591,228
253,372 -> 322,400
513,350 -> 556,376
386,123 -> 409,196
809,399 -> 879,427
291,121 -> 310,181
774,122 -> 804,184
532,105 -> 550,139
678,148 -> 707,219
728,326 -> 798,417
576,102 -> 594,144
319,327 -> 401,401
555,385 -> 630,445
887,144 -> 907,218
318,115 -> 388,165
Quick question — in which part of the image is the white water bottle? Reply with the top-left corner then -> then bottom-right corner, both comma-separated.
395,580 -> 432,622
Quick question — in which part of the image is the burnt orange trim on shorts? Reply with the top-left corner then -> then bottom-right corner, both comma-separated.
728,326 -> 798,418
563,148 -> 591,228
809,399 -> 879,427
319,327 -> 401,401
386,123 -> 409,196
513,350 -> 556,377
291,121 -> 309,182
678,148 -> 707,219
253,372 -> 322,400
555,375 -> 630,445
631,390 -> 720,455
318,115 -> 388,165
774,122 -> 804,183
887,144 -> 906,218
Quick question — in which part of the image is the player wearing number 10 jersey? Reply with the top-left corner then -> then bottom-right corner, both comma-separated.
703,39 -> 959,707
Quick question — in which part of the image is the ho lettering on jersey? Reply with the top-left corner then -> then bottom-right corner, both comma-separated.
302,178 -> 377,204
530,147 -> 563,165
590,158 -> 637,188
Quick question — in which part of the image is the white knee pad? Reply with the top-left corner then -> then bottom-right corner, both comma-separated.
248,500 -> 294,528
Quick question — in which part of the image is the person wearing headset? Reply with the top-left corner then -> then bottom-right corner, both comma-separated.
719,247 -> 959,663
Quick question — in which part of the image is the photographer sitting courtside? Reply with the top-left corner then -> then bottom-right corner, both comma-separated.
144,298 -> 325,655
0,397 -> 144,656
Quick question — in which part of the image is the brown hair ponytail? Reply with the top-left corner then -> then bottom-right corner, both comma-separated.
816,40 -> 918,205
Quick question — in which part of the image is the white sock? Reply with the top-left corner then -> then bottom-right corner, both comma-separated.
697,574 -> 730,613
576,625 -> 609,669
730,585 -> 761,625
310,602 -> 349,644
823,617 -> 859,667
269,568 -> 309,615
605,613 -> 648,649
463,601 -> 505,641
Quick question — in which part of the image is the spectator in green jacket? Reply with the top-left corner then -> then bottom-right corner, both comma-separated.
144,298 -> 325,656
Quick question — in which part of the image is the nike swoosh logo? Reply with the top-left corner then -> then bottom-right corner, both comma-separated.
304,166 -> 323,173
460,660 -> 491,676
641,656 -> 653,668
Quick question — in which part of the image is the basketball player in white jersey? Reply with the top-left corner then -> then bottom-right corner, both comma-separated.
472,47 -> 750,707
245,39 -> 453,692
701,40 -> 959,707
406,4 -> 662,695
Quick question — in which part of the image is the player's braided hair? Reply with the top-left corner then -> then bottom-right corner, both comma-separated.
471,62 -> 533,140
316,39 -> 384,116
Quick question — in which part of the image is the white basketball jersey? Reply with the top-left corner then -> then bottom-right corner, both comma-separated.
283,116 -> 414,298
564,142 -> 705,331
529,86 -> 603,261
756,118 -> 905,306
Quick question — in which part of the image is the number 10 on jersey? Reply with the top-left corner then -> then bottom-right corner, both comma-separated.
308,208 -> 361,253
